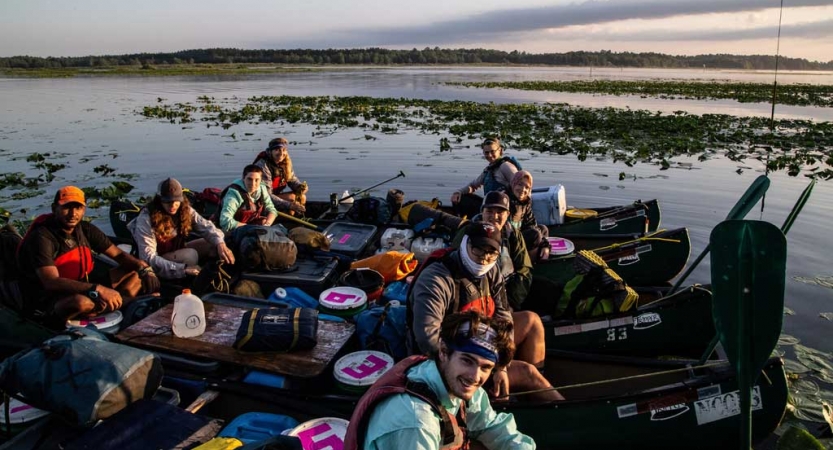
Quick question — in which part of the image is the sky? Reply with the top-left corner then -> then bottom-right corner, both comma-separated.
1,0 -> 832,62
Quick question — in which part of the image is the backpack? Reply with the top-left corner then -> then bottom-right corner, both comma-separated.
0,327 -> 163,427
558,250 -> 639,318
355,302 -> 409,361
346,197 -> 392,226
235,226 -> 298,272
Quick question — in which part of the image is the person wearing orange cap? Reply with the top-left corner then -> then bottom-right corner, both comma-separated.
16,186 -> 160,327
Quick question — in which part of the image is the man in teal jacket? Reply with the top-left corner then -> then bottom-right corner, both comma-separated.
348,312 -> 536,450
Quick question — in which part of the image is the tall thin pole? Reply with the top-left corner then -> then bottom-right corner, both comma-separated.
762,0 -> 785,217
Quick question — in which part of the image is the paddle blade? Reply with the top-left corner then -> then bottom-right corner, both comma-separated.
710,220 -> 786,381
781,179 -> 815,235
726,175 -> 770,220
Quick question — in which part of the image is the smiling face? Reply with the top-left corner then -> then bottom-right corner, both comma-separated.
481,142 -> 502,164
481,206 -> 509,231
438,345 -> 495,401
512,178 -> 533,202
270,145 -> 288,164
243,171 -> 262,195
53,202 -> 85,231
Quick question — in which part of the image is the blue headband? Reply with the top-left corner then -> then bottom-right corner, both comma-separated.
447,321 -> 499,363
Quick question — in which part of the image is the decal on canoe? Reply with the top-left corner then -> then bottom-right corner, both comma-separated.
632,312 -> 662,330
600,218 -> 617,231
697,385 -> 722,399
617,253 -> 640,266
694,386 -> 762,426
650,403 -> 690,421
606,327 -> 628,341
617,394 -> 690,420
553,316 -> 633,337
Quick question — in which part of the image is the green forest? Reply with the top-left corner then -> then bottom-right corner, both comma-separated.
2,48 -> 831,70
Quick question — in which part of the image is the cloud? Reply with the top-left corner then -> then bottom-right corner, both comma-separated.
284,0 -> 833,47
548,19 -> 833,42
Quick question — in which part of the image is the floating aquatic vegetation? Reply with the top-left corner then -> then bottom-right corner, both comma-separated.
785,358 -> 812,374
821,313 -> 833,321
785,307 -> 796,316
138,95 -> 833,179
794,276 -> 833,289
444,80 -> 833,108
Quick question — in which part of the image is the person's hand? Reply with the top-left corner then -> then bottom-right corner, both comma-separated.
97,285 -> 123,313
290,201 -> 306,214
490,368 -> 510,399
217,242 -> 235,265
250,216 -> 268,225
185,265 -> 201,277
451,192 -> 461,204
141,270 -> 161,294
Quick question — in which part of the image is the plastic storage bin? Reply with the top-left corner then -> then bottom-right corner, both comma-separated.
323,222 -> 378,258
380,227 -> 415,252
241,256 -> 339,298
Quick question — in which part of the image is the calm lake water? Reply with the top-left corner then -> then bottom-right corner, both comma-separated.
1,67 -> 831,354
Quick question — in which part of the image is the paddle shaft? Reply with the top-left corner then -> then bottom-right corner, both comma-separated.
276,211 -> 323,231
339,171 -> 405,203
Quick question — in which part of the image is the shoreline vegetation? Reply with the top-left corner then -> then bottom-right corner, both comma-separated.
446,80 -> 833,108
140,95 -> 833,180
2,48 -> 832,74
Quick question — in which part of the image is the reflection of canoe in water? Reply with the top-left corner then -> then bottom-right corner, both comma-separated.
533,227 -> 691,287
541,285 -> 715,357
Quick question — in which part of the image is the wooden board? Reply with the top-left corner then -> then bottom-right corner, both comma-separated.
117,303 -> 354,378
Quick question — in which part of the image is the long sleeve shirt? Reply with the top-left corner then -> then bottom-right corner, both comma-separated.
364,359 -> 536,450
127,207 -> 225,279
218,179 -> 278,233
253,158 -> 304,211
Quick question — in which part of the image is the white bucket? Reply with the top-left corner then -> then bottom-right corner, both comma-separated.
287,417 -> 349,450
0,397 -> 49,425
67,310 -> 123,334
318,286 -> 368,318
333,350 -> 394,393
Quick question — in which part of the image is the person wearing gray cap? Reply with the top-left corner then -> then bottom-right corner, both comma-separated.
128,178 -> 234,279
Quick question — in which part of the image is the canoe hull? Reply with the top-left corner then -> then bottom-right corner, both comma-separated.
548,199 -> 660,237
544,286 -> 715,357
533,227 -> 691,287
195,352 -> 785,450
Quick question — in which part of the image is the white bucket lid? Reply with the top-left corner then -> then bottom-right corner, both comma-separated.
334,351 -> 394,387
287,417 -> 349,450
547,237 -> 576,256
319,287 -> 367,311
67,310 -> 123,330
0,397 -> 49,424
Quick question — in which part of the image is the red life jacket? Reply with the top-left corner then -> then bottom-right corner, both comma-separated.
343,355 -> 469,450
253,151 -> 287,193
208,183 -> 266,225
18,214 -> 94,281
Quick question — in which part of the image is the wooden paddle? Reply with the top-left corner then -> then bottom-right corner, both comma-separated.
670,175 -> 771,294
710,220 -> 786,450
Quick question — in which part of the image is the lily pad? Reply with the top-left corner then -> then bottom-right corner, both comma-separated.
779,334 -> 801,346
821,313 -> 833,321
784,358 -> 812,375
784,307 -> 796,316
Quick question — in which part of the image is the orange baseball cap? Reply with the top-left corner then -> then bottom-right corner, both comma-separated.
54,186 -> 86,206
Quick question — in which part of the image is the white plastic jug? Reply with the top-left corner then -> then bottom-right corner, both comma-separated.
171,289 -> 206,338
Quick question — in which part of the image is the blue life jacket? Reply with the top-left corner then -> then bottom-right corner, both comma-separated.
483,156 -> 522,194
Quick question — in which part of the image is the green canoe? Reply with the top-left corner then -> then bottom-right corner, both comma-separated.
533,227 -> 691,287
548,199 -> 661,237
542,285 -> 715,357
196,347 -> 785,450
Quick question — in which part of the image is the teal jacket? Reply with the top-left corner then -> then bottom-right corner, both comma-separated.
363,359 -> 535,450
218,179 -> 278,233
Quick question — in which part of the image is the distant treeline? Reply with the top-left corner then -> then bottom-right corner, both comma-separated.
2,48 -> 832,71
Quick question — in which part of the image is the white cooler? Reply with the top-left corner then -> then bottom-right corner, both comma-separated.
531,184 -> 567,225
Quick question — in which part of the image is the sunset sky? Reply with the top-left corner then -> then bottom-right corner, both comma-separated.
1,0 -> 831,61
